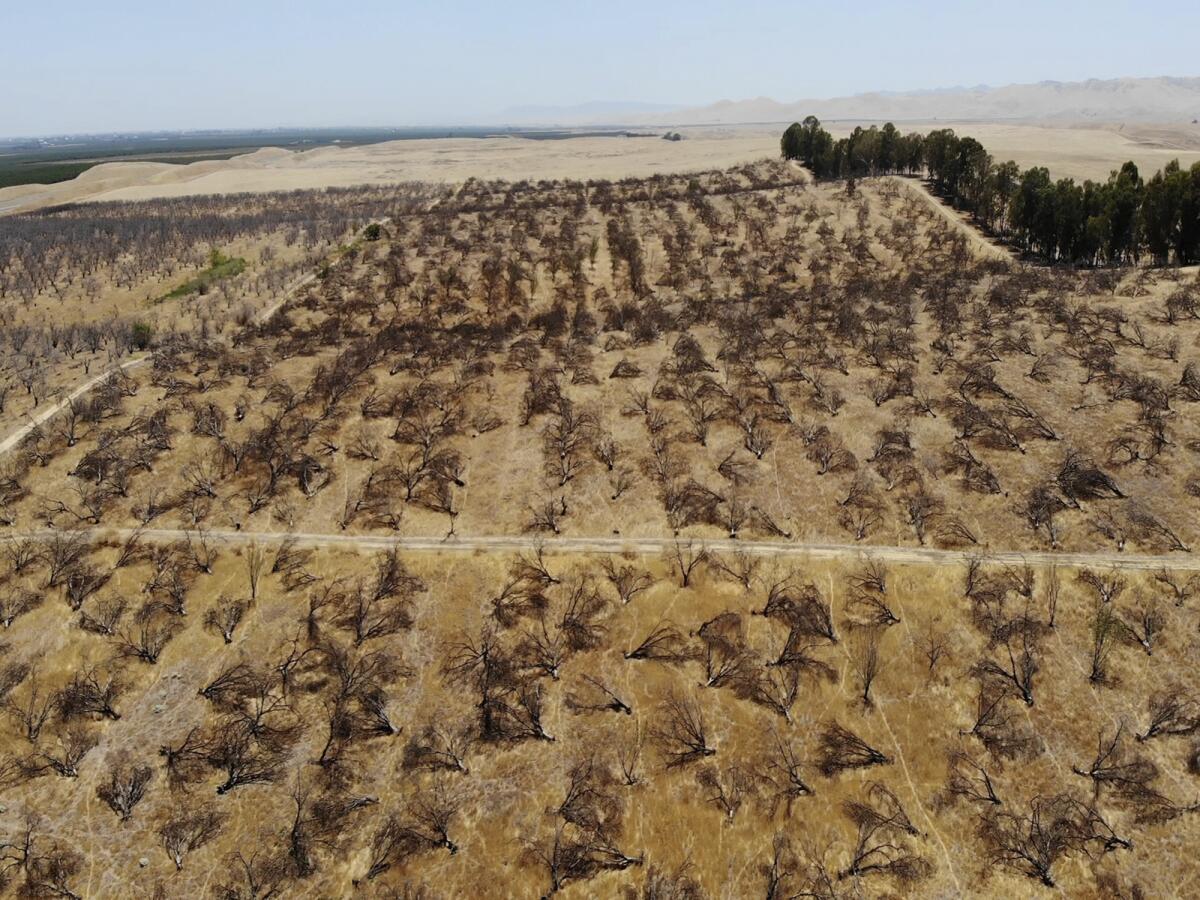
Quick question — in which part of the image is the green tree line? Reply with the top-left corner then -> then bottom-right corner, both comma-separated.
781,116 -> 1200,266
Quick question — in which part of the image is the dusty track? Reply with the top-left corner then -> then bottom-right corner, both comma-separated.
0,356 -> 150,457
890,175 -> 1015,262
6,526 -> 1197,571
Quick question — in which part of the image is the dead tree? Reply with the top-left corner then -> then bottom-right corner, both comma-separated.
6,674 -> 53,745
286,774 -> 377,877
837,782 -> 930,884
205,596 -> 249,644
97,756 -> 154,822
160,806 -> 226,870
512,544 -> 561,588
43,530 -> 89,589
1088,600 -> 1123,685
938,749 -> 1001,808
214,848 -> 290,900
653,692 -> 715,767
403,721 -> 474,774
208,721 -> 291,795
917,624 -> 949,675
616,719 -> 644,786
244,544 -> 267,602
1072,724 -> 1159,801
363,815 -> 423,881
848,592 -> 899,629
1138,686 -> 1200,741
1057,451 -> 1122,508
978,793 -> 1088,888
759,730 -> 813,815
78,596 -> 126,635
0,815 -> 84,899
1078,569 -> 1127,605
0,590 -> 42,629
57,666 -> 124,721
112,605 -> 178,664
961,686 -> 1037,760
199,661 -> 256,708
624,621 -> 693,663
697,612 -> 751,689
159,727 -> 212,790
35,726 -> 97,778
669,539 -> 708,588
817,722 -> 890,776
904,490 -> 943,545
854,631 -> 883,708
735,662 -> 803,721
638,861 -> 706,900
850,559 -> 888,594
1044,566 -> 1060,628
975,623 -> 1039,706
706,550 -> 759,589
1153,568 -> 1199,606
599,557 -> 654,605
401,783 -> 461,855
1123,595 -> 1163,655
565,675 -> 632,716
696,763 -> 754,822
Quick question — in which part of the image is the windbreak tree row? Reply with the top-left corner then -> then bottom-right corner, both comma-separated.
782,116 -> 1200,266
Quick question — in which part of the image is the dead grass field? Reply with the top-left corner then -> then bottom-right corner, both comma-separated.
0,185 -> 432,438
0,158 -> 1198,898
4,163 -> 1197,555
0,539 -> 1198,898
824,121 -> 1200,183
5,122 -> 1199,217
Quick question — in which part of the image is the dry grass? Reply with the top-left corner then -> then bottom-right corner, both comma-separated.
0,540 -> 1197,897
0,158 -> 1197,898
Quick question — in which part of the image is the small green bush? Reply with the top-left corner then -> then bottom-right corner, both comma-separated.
131,321 -> 153,350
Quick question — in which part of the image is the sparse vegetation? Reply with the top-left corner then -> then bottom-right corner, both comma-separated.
0,154 -> 1198,896
158,248 -> 247,302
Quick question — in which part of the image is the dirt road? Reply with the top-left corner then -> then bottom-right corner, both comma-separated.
891,175 -> 1015,262
6,526 -> 1196,572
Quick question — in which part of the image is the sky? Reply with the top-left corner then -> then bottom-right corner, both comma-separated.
3,0 -> 1199,137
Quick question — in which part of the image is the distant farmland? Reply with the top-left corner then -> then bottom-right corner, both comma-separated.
0,127 -> 656,189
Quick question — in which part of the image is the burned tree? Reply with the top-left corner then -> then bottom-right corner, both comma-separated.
817,722 -> 890,777
838,782 -> 930,884
624,621 -> 694,663
96,756 -> 154,822
652,692 -> 716,767
1138,686 -> 1200,742
160,806 -> 226,870
978,794 -> 1087,888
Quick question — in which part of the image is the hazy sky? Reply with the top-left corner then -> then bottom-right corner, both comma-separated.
4,0 -> 1198,136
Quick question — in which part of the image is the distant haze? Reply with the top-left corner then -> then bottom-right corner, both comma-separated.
497,101 -> 683,124
601,77 -> 1200,127
3,0 -> 1199,137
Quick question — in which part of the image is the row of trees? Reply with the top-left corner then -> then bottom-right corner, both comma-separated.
782,116 -> 1200,265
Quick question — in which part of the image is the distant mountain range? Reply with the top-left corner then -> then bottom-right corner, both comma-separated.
497,77 -> 1200,126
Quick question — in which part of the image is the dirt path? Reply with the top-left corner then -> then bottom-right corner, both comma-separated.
889,176 -> 1014,262
0,355 -> 150,457
6,526 -> 1197,571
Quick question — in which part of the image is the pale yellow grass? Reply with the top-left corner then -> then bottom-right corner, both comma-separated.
825,120 -> 1200,182
5,122 -> 1199,217
0,131 -> 780,213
